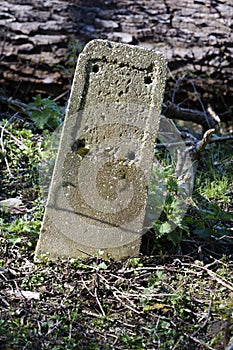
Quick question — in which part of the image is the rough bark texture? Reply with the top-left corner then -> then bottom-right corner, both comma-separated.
0,0 -> 232,119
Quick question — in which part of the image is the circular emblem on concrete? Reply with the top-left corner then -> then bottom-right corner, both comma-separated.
62,123 -> 148,228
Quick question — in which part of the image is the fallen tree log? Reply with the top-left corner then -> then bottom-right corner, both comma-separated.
0,0 -> 232,121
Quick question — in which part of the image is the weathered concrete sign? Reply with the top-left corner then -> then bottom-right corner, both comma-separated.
35,39 -> 166,261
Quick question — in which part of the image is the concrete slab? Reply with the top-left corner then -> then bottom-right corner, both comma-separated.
34,39 -> 166,261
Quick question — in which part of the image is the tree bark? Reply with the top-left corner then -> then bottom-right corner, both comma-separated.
0,0 -> 232,120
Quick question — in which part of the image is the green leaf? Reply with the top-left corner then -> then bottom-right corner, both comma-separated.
35,94 -> 42,106
30,110 -> 50,129
9,236 -> 22,247
159,222 -> 172,234
26,94 -> 63,130
193,228 -> 212,239
167,229 -> 182,245
97,262 -> 108,270
93,262 -> 108,271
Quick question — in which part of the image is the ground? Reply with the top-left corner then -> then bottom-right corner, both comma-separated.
0,94 -> 233,349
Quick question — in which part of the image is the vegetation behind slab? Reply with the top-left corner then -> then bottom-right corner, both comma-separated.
0,95 -> 233,349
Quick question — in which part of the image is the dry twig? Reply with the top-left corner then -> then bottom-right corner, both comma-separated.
0,119 -> 12,176
185,263 -> 233,292
0,125 -> 28,150
163,102 -> 217,132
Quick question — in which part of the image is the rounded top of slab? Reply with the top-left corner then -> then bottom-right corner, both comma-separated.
80,39 -> 166,70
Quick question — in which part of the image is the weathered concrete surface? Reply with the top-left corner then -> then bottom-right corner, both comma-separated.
34,39 -> 166,261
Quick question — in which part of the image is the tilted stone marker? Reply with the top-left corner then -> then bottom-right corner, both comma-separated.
35,39 -> 166,261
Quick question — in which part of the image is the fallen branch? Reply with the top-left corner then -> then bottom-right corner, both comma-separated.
94,287 -> 105,316
0,124 -> 28,150
163,102 -> 217,132
191,300 -> 212,337
186,334 -> 216,350
195,128 -> 215,155
184,263 -> 233,292
0,96 -> 27,116
156,134 -> 233,148
0,119 -> 12,176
